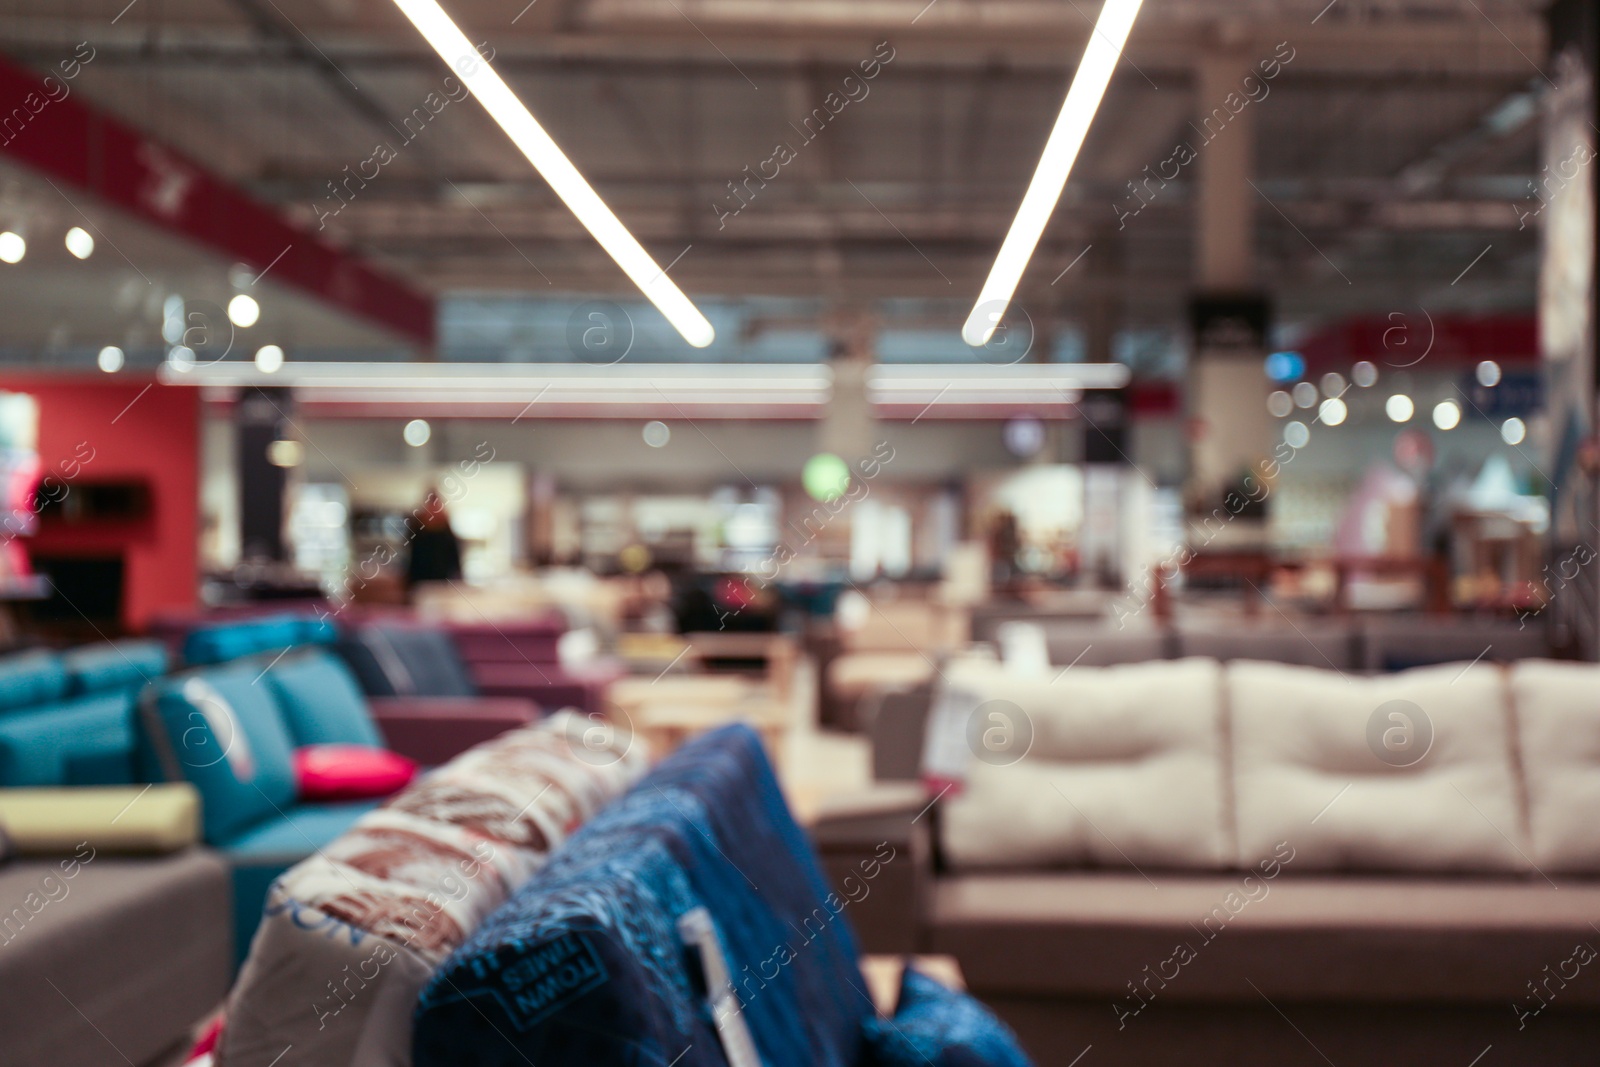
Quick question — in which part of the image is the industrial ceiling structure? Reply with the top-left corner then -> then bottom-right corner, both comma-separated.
0,0 -> 1551,360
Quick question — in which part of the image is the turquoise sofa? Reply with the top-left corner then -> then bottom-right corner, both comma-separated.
140,615 -> 537,958
0,640 -> 167,788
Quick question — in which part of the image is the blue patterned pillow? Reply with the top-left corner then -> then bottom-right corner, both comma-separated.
863,966 -> 1034,1067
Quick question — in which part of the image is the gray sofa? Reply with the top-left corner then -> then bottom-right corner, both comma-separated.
815,656 -> 1600,1065
0,849 -> 233,1067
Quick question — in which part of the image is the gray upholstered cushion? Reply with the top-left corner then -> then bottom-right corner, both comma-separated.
0,850 -> 232,1067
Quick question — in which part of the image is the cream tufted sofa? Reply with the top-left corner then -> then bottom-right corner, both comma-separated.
813,656 -> 1600,1066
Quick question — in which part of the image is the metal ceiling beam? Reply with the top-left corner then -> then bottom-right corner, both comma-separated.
0,39 -> 1539,89
0,54 -> 435,346
516,0 -> 589,32
0,7 -> 1546,75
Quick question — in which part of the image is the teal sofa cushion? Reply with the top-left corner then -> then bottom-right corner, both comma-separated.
0,652 -> 69,715
183,614 -> 337,666
61,640 -> 168,696
0,690 -> 137,786
221,800 -> 381,858
263,650 -> 383,749
143,665 -> 298,843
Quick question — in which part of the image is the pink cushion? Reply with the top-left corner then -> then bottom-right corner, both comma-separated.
293,745 -> 417,801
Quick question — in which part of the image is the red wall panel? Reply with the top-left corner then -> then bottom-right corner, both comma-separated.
0,375 -> 199,631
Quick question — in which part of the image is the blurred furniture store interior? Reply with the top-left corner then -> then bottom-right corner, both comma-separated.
3,0 -> 1600,1064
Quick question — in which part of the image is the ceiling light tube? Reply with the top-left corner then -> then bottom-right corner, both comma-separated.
961,0 -> 1145,347
389,0 -> 715,348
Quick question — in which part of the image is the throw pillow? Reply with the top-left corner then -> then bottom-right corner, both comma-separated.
293,744 -> 417,801
863,965 -> 1034,1067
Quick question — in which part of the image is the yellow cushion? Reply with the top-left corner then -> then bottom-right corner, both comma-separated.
0,784 -> 200,854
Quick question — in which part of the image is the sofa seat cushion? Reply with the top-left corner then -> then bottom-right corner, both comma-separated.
863,965 -> 1033,1066
220,800 -> 383,966
0,850 -> 232,1067
937,658 -> 1231,871
0,691 -> 137,787
265,649 -> 385,748
144,666 -> 300,843
221,800 -> 381,862
1229,661 -> 1529,872
929,871 -> 1600,1007
1510,661 -> 1600,871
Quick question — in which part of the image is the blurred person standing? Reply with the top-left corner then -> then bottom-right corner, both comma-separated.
406,488 -> 463,596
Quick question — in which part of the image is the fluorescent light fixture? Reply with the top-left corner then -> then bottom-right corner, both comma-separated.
868,362 -> 1129,412
157,361 -> 830,413
389,0 -> 715,348
961,0 -> 1145,347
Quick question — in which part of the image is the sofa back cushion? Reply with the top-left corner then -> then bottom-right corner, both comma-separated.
413,725 -> 868,1067
937,658 -> 1232,871
1509,661 -> 1600,872
183,613 -> 336,666
1229,660 -> 1529,871
0,690 -> 138,787
1360,616 -> 1550,672
142,665 -> 299,843
337,625 -> 478,698
0,651 -> 68,713
263,649 -> 383,748
1026,623 -> 1171,668
1175,622 -> 1356,671
447,616 -> 566,665
61,640 -> 167,696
